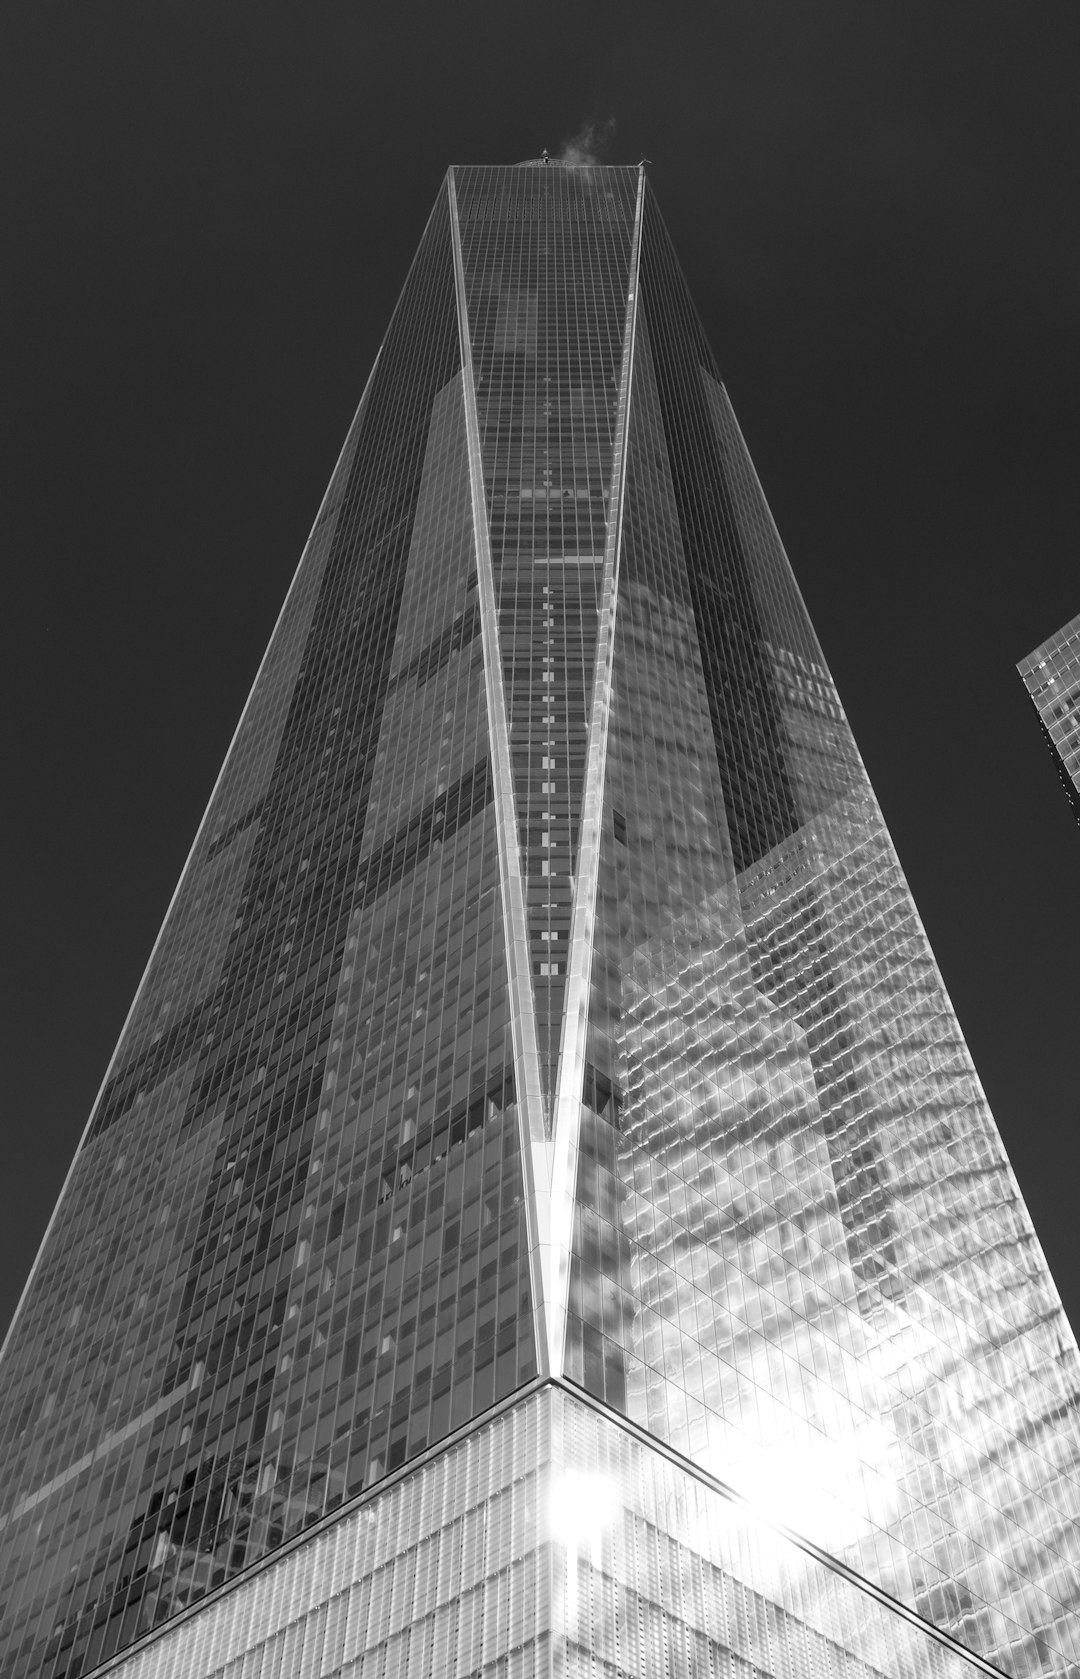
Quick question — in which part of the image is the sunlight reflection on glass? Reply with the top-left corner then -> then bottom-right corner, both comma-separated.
716,1415 -> 900,1554
550,1468 -> 618,1628
550,1468 -> 617,1557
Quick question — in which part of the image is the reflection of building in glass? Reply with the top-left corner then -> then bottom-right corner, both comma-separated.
2,162 -> 1079,1679
1019,612 -> 1080,822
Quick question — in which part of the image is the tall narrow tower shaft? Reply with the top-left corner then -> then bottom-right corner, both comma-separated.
1,163 -> 1078,1679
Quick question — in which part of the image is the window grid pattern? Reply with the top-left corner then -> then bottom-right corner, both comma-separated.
1018,613 -> 1080,824
1,163 -> 1078,1679
454,164 -> 638,1110
565,187 -> 1080,1674
0,186 -> 536,1679
708,368 -> 1080,1663
90,1388 -> 995,1679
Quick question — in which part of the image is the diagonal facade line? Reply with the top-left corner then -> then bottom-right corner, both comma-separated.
447,167 -> 553,1377
546,165 -> 646,1378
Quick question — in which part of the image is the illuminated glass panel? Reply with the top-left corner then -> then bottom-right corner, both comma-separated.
91,1390 -> 998,1679
565,183 -> 1080,1673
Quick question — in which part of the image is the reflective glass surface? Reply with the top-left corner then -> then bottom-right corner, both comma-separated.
1,164 -> 1079,1679
567,184 -> 1080,1671
1019,612 -> 1080,822
82,1389 -> 995,1679
0,183 -> 535,1679
453,163 -> 638,1105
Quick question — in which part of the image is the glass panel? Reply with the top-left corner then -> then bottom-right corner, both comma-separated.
0,183 -> 537,1679
454,163 -> 639,1108
563,184 -> 1080,1673
92,1390 -> 995,1679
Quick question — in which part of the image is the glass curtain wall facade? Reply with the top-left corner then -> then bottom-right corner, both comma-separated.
1,162 -> 1079,1679
1019,613 -> 1080,822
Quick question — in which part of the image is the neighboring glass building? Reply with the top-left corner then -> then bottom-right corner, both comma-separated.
1019,613 -> 1080,822
2,162 -> 1079,1679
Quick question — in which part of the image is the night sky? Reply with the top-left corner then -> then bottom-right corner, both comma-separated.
2,3 -> 1079,1345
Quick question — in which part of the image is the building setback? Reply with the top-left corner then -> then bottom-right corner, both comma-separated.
2,162 -> 1079,1679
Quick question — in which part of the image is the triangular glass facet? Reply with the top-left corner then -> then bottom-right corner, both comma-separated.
453,164 -> 639,1108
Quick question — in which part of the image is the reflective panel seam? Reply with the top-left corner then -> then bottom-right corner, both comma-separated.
556,1379 -> 1013,1679
447,167 -> 552,1378
81,1374 -> 552,1679
82,1374 -> 1012,1679
547,165 -> 646,1378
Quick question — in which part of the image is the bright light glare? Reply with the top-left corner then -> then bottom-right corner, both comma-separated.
549,1470 -> 618,1558
721,1418 -> 898,1552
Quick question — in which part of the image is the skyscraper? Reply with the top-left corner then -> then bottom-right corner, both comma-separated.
1019,613 -> 1080,823
1,158 -> 1079,1679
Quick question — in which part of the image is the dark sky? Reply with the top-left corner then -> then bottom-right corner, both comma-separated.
2,2 -> 1079,1344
